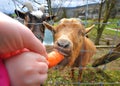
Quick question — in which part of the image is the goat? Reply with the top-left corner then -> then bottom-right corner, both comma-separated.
15,2 -> 55,42
43,18 -> 96,81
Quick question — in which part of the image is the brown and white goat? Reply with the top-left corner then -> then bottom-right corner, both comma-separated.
15,2 -> 55,42
43,18 -> 96,81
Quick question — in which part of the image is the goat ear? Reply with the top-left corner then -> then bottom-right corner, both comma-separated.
15,9 -> 26,19
43,21 -> 55,32
85,24 -> 95,34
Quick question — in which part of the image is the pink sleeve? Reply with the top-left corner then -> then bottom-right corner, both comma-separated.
0,59 -> 10,86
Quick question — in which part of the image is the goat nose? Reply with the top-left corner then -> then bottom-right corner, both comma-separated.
57,39 -> 70,48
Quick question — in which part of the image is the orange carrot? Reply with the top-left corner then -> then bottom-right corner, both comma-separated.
47,51 -> 64,68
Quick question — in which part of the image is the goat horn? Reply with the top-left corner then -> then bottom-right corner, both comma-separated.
22,1 -> 34,12
85,24 -> 95,33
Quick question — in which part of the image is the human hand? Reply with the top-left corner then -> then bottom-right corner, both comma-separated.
0,12 -> 47,58
5,52 -> 48,86
0,12 -> 49,86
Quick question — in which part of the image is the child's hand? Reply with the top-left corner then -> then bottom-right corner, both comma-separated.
5,52 -> 48,86
0,12 -> 48,86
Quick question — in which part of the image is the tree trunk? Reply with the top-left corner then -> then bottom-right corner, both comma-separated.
95,0 -> 104,45
95,23 -> 106,45
95,0 -> 116,45
92,43 -> 120,67
95,27 -> 103,45
46,0 -> 52,15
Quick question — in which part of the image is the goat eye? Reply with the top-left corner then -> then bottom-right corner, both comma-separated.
51,30 -> 56,34
78,30 -> 82,36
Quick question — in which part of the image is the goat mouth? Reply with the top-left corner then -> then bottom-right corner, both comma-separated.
54,46 -> 71,57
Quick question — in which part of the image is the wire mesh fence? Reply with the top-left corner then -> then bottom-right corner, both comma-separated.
9,0 -> 120,86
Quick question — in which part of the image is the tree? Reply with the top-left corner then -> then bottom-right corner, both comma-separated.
46,0 -> 52,15
95,0 -> 116,45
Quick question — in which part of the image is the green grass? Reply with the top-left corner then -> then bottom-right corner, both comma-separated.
103,28 -> 120,36
106,18 -> 120,29
86,18 -> 120,45
44,68 -> 120,86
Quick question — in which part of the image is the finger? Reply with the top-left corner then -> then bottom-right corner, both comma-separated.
36,55 -> 49,65
38,74 -> 48,84
22,73 -> 47,86
27,74 -> 48,85
20,25 -> 48,58
36,62 -> 48,74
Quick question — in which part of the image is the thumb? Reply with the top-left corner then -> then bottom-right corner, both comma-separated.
23,31 -> 47,57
